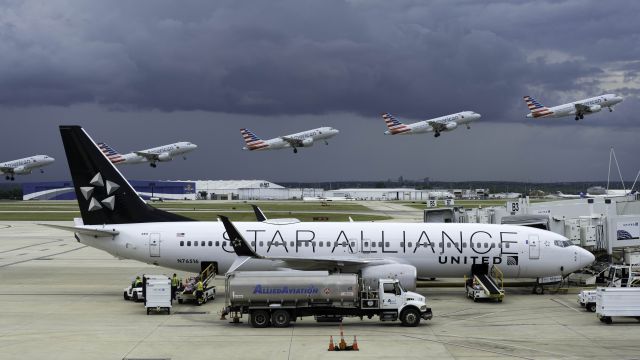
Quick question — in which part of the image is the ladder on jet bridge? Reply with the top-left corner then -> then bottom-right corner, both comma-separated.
466,265 -> 505,302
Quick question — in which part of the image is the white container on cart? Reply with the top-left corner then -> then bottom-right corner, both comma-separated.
144,275 -> 172,315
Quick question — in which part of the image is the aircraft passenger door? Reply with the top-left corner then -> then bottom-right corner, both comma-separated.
149,233 -> 161,257
528,235 -> 539,260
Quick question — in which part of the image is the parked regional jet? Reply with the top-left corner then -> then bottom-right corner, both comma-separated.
46,125 -> 594,293
382,111 -> 481,138
240,127 -> 339,154
98,142 -> 197,168
0,155 -> 55,181
524,94 -> 623,121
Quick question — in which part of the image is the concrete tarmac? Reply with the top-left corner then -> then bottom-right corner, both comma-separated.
1,222 -> 639,359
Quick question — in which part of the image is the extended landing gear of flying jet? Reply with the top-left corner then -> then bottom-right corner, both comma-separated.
434,132 -> 441,138
574,114 -> 584,121
5,175 -> 15,181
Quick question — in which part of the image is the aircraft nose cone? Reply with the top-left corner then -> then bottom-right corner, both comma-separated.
580,248 -> 595,269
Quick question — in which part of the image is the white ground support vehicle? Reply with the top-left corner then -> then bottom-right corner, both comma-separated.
176,280 -> 216,305
144,275 -> 172,315
222,271 -> 432,328
578,264 -> 640,312
123,281 -> 143,302
596,287 -> 640,324
578,290 -> 598,312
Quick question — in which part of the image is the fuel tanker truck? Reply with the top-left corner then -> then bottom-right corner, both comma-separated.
221,271 -> 432,328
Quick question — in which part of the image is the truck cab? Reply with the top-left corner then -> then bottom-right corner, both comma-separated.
363,278 -> 432,326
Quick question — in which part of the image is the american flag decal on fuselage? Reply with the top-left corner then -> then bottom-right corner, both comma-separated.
240,129 -> 269,150
382,113 -> 411,134
98,143 -> 126,164
524,96 -> 553,118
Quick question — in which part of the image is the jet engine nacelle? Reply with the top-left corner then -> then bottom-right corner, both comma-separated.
301,138 -> 314,147
588,105 -> 602,113
445,122 -> 458,130
158,152 -> 172,161
13,166 -> 30,174
360,264 -> 417,291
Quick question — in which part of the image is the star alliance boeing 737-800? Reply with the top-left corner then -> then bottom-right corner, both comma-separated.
46,125 -> 595,291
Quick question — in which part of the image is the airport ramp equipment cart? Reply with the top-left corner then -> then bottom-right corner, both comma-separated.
579,263 -> 640,312
177,263 -> 216,305
123,283 -> 143,302
466,265 -> 504,302
596,287 -> 640,324
144,275 -> 172,315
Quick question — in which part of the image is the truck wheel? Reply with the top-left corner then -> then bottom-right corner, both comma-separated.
400,308 -> 421,327
604,317 -> 612,325
146,308 -> 150,315
124,291 -> 129,300
178,299 -> 183,304
533,285 -> 544,295
587,303 -> 596,313
250,310 -> 271,328
271,310 -> 291,328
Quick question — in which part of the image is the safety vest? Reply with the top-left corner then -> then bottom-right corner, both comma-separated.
171,276 -> 179,286
196,281 -> 204,291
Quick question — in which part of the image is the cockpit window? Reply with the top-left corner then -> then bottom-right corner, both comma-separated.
554,240 -> 572,248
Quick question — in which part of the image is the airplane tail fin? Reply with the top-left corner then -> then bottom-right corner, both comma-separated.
523,96 -> 551,117
382,113 -> 410,134
97,142 -> 126,164
59,126 -> 194,225
240,128 -> 268,150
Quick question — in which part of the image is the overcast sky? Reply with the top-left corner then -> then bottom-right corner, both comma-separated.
1,0 -> 639,184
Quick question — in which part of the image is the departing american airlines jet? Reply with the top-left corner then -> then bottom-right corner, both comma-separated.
382,111 -> 481,138
0,155 -> 55,181
98,142 -> 197,168
46,125 -> 595,295
523,94 -> 623,121
241,127 -> 339,154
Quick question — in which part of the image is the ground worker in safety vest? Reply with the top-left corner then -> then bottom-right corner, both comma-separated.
196,278 -> 204,304
171,273 -> 179,300
133,276 -> 142,288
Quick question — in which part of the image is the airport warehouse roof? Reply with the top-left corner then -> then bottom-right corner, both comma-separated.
178,180 -> 284,190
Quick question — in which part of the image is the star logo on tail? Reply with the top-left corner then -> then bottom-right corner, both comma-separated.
80,172 -> 120,212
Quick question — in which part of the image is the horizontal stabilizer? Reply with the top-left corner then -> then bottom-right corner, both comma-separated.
38,223 -> 119,237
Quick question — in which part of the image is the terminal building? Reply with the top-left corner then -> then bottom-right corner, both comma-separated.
22,180 -> 197,200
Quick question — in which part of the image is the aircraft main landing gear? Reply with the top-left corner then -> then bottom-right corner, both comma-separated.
324,140 -> 329,145
434,132 -> 441,138
293,148 -> 298,154
150,163 -> 157,168
608,107 -> 613,112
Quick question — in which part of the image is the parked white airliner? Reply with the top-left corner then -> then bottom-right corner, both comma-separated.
382,111 -> 481,138
524,94 -> 623,121
98,141 -> 197,168
0,155 -> 55,181
47,125 -> 595,291
241,127 -> 339,154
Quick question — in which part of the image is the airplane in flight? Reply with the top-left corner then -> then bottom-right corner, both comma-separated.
46,125 -> 595,294
0,155 -> 55,181
240,127 -> 339,154
382,111 -> 481,138
98,141 -> 197,168
524,94 -> 624,121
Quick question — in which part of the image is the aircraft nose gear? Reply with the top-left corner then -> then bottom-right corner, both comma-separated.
434,132 -> 441,138
324,140 -> 329,145
293,148 -> 298,154
466,125 -> 471,130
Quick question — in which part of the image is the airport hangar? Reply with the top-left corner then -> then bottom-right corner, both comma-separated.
22,180 -> 491,201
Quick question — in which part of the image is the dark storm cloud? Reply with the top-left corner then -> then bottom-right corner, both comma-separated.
1,0 -> 639,183
1,0 -> 636,120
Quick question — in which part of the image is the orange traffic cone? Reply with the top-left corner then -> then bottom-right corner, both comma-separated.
339,323 -> 347,350
352,335 -> 359,351
328,335 -> 335,351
